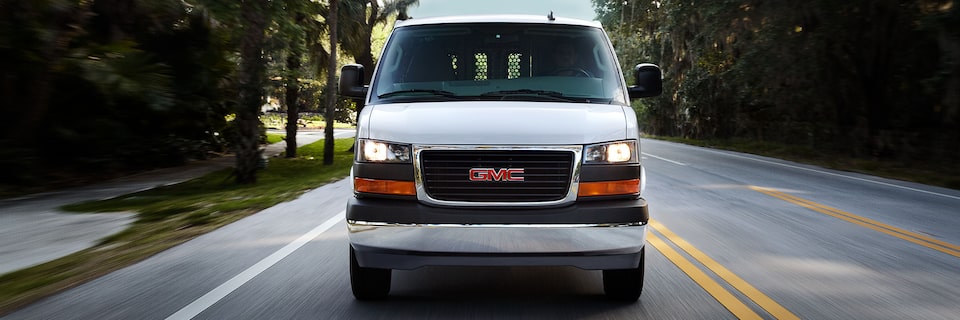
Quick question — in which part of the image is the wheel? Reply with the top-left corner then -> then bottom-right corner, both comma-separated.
350,245 -> 391,300
553,67 -> 593,77
602,247 -> 644,301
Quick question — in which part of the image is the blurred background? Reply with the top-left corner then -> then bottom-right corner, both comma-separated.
1,0 -> 957,193
593,0 -> 960,180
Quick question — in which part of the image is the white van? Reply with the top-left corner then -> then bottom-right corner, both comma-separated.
339,14 -> 662,301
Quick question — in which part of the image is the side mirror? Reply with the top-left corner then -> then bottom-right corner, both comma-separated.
627,63 -> 662,99
338,64 -> 367,98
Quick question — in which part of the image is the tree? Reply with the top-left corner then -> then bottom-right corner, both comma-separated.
277,11 -> 308,159
269,0 -> 327,159
596,0 -> 959,164
339,0 -> 418,83
1,0 -> 235,188
324,0 -> 338,165
233,0 -> 270,183
284,25 -> 304,159
1,0 -> 93,145
199,0 -> 324,181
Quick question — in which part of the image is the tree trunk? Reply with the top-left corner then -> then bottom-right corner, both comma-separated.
285,14 -> 305,158
323,0 -> 338,165
235,0 -> 269,183
284,56 -> 300,158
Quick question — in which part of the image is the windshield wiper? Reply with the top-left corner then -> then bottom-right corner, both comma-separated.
480,89 -> 580,102
378,89 -> 459,99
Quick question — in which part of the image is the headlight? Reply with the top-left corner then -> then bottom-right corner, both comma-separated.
583,140 -> 638,164
358,139 -> 411,163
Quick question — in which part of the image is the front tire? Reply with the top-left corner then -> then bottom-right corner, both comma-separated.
602,247 -> 644,301
350,245 -> 391,300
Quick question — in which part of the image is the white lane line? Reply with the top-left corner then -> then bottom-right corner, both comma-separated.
166,210 -> 346,320
693,147 -> 960,201
642,152 -> 687,166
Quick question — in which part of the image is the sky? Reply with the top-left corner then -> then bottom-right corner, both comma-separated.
405,0 -> 598,21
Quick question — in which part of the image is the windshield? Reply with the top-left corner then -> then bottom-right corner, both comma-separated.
369,23 -> 626,105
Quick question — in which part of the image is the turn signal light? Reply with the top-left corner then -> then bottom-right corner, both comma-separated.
578,179 -> 640,197
354,178 -> 416,196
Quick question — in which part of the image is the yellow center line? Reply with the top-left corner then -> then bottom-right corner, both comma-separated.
647,232 -> 762,320
750,186 -> 960,258
651,220 -> 800,320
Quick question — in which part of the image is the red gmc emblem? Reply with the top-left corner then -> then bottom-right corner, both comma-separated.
469,168 -> 525,182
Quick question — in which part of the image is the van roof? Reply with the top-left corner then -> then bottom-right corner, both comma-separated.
395,14 -> 603,29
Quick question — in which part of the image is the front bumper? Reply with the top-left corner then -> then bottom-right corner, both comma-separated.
347,197 -> 648,270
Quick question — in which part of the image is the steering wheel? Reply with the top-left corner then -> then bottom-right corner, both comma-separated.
553,67 -> 593,78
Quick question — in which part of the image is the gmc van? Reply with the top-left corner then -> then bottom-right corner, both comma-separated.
339,14 -> 662,301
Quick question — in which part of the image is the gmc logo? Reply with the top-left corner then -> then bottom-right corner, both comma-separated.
469,168 -> 525,182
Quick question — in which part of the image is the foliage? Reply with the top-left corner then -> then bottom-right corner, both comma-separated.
337,0 -> 419,83
0,0 -> 416,190
0,0 -> 234,188
596,0 -> 960,164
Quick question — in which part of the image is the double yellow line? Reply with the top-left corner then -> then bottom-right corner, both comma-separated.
751,186 -> 960,258
648,220 -> 799,320
649,186 -> 958,318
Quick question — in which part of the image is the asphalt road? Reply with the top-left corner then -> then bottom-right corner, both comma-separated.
5,139 -> 959,319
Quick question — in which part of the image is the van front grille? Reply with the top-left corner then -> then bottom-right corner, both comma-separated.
420,150 -> 573,202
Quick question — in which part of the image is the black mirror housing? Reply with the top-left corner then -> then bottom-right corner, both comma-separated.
339,64 -> 368,98
627,63 -> 663,99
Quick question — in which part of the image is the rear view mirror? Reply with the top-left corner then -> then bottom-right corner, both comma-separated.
627,63 -> 662,99
339,64 -> 367,98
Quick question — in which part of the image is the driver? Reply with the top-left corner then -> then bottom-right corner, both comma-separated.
551,43 -> 591,77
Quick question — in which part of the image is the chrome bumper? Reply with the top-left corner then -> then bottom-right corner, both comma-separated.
348,221 -> 647,270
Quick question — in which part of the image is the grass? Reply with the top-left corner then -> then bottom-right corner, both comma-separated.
265,132 -> 285,144
261,117 -> 355,130
0,138 -> 355,315
646,135 -> 960,190
0,133 -> 302,200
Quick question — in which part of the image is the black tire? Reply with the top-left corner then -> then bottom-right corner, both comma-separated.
602,247 -> 644,301
350,245 -> 391,300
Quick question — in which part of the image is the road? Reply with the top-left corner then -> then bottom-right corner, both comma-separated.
5,139 -> 959,319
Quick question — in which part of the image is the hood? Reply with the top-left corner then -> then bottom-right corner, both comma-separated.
359,101 -> 629,145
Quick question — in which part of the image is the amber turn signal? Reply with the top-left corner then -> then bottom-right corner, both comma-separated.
578,179 -> 640,197
354,178 -> 416,196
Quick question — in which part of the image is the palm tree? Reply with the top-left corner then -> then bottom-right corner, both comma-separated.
340,0 -> 419,84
